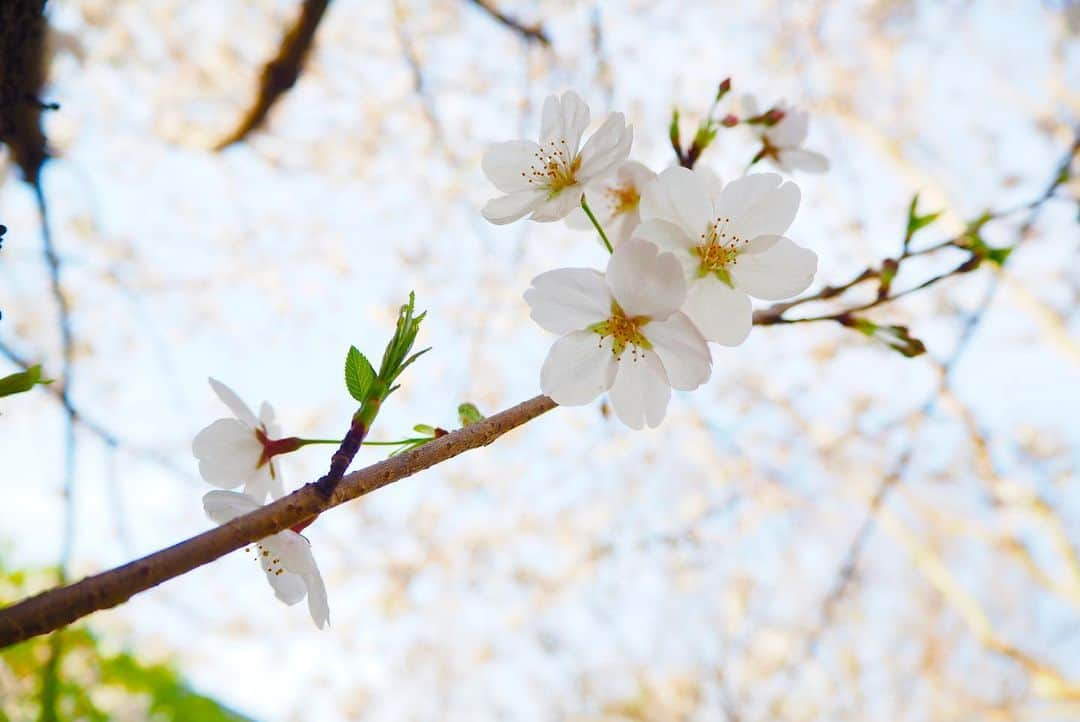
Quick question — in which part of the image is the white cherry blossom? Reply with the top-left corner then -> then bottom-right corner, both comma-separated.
482,90 -> 633,225
741,95 -> 829,174
637,167 -> 817,345
525,238 -> 711,429
567,161 -> 657,246
203,490 -> 329,629
192,378 -> 285,502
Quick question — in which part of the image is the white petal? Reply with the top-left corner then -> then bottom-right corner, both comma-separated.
683,276 -> 753,346
564,205 -> 594,230
695,165 -> 725,200
540,91 -> 590,152
608,350 -> 670,430
609,208 -> 642,247
643,312 -> 711,390
540,331 -> 618,406
267,570 -> 307,606
243,463 -> 284,503
619,160 -> 658,190
639,166 -> 713,236
267,530 -> 319,574
730,235 -> 817,300
577,114 -> 633,180
713,173 -> 800,240
778,148 -> 829,173
304,569 -> 330,629
769,108 -> 809,147
208,378 -> 258,427
481,140 -> 541,193
606,238 -> 685,318
482,191 -> 545,225
192,419 -> 262,488
529,186 -> 584,222
525,268 -> 612,335
203,489 -> 261,525
634,219 -> 696,254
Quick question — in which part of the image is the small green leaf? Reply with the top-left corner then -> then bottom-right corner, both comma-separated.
457,402 -> 485,427
0,365 -> 52,398
344,346 -> 376,403
846,318 -> 926,358
668,107 -> 681,151
413,423 -> 435,435
905,193 -> 942,243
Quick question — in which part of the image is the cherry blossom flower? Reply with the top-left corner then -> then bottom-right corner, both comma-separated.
525,238 -> 711,429
203,490 -> 329,629
741,95 -> 829,174
637,167 -> 817,345
481,90 -> 633,225
567,161 -> 657,246
192,378 -> 291,502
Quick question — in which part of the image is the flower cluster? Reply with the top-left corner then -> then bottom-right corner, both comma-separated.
192,379 -> 329,628
482,89 -> 824,428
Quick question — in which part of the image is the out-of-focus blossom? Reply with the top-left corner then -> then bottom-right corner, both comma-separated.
567,161 -> 657,245
482,90 -> 633,224
192,378 -> 288,502
525,238 -> 711,429
741,95 -> 829,174
203,490 -> 330,629
637,167 -> 817,344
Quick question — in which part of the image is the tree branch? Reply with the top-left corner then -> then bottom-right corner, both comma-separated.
753,127 -> 1080,328
214,0 -> 331,150
464,0 -> 550,46
0,394 -> 557,647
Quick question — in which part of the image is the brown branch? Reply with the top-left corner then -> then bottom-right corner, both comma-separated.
465,0 -> 550,46
214,0 -> 331,150
0,394 -> 557,647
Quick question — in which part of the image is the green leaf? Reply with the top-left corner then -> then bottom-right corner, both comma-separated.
905,193 -> 942,243
0,364 -> 52,398
457,402 -> 485,427
668,107 -> 681,151
344,346 -> 376,403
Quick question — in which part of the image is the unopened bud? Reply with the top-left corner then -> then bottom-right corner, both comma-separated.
720,114 -> 739,127
715,77 -> 732,100
762,108 -> 786,126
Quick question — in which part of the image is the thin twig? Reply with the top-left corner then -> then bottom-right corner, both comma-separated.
0,341 -> 192,478
464,0 -> 550,46
0,395 -> 557,647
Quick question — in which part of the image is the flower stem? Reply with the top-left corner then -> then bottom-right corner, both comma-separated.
295,438 -> 343,446
580,194 -> 614,254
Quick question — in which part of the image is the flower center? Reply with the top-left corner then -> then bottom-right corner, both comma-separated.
524,139 -> 581,197
588,301 -> 652,358
605,182 -> 640,216
693,215 -> 744,285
